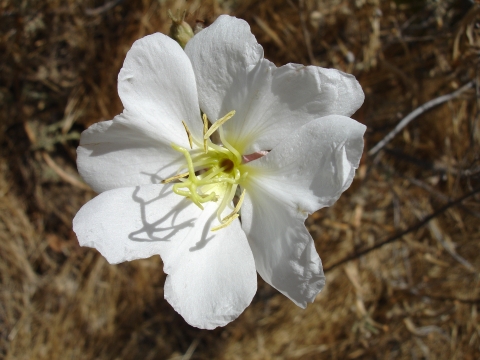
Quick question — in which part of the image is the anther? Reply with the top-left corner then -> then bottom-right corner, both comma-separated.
204,110 -> 236,139
162,172 -> 189,184
221,188 -> 246,224
211,214 -> 239,231
202,113 -> 209,153
181,121 -> 193,149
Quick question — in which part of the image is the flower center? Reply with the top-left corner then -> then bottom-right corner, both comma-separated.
220,158 -> 235,172
162,111 -> 248,231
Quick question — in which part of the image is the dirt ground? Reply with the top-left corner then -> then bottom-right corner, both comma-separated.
1,0 -> 480,359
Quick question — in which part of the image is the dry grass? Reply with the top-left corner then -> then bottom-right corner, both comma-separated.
1,0 -> 480,359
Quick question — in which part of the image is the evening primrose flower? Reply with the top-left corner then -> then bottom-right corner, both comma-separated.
73,15 -> 366,329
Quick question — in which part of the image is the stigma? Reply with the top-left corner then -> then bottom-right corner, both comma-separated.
163,111 -> 248,231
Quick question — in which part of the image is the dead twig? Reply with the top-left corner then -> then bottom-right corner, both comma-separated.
472,63 -> 480,147
253,16 -> 285,50
298,0 -> 315,64
369,81 -> 475,156
384,148 -> 480,178
181,338 -> 200,360
42,152 -> 91,191
405,176 -> 480,218
85,0 -> 125,16
426,218 -> 475,272
416,293 -> 480,304
324,186 -> 480,272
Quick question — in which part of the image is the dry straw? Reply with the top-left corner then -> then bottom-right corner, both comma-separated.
1,0 -> 479,359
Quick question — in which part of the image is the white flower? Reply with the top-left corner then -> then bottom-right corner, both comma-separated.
73,15 -> 366,329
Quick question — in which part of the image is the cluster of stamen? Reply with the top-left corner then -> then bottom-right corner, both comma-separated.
162,111 -> 247,231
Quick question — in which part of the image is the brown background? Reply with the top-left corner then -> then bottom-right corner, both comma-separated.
1,0 -> 479,359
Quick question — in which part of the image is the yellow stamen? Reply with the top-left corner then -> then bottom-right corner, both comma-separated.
218,126 -> 242,161
221,188 -> 246,223
171,144 -> 196,178
202,113 -> 209,153
216,184 -> 238,222
168,110 -> 248,231
162,171 -> 189,184
182,120 -> 193,149
204,110 -> 236,139
211,214 -> 239,232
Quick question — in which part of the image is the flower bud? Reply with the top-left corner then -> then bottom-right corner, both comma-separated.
168,10 -> 194,49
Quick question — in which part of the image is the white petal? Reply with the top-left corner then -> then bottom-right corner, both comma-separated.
73,184 -> 189,263
184,15 -> 263,121
240,115 -> 365,306
118,32 -> 202,143
73,184 -> 257,329
226,62 -> 364,154
164,205 -> 257,330
186,16 -> 364,154
241,186 -> 325,307
244,115 -> 366,214
77,113 -> 184,193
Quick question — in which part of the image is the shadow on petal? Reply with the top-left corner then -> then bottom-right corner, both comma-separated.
128,186 -> 196,243
188,210 -> 216,252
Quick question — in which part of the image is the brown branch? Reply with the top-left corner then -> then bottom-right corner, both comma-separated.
369,81 -> 475,156
85,0 -> 125,16
324,186 -> 480,272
